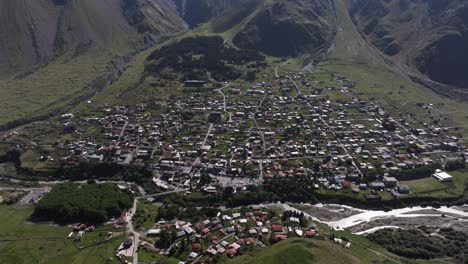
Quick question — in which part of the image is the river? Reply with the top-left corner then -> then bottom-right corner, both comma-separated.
254,202 -> 468,234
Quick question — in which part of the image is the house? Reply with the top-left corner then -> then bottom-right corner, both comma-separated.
207,248 -> 218,255
230,243 -> 241,250
383,176 -> 398,188
227,248 -> 237,257
290,217 -> 300,224
192,243 -> 201,251
189,252 -> 198,259
305,230 -> 315,238
219,241 -> 229,248
147,229 -> 161,236
370,182 -> 385,190
433,169 -> 453,182
176,231 -> 186,238
272,225 -> 284,233
295,229 -> 303,237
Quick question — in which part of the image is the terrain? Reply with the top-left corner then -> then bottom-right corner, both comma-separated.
350,0 -> 468,92
0,0 -> 186,128
1,0 -> 468,263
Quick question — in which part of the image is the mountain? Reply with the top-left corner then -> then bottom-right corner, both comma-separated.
179,0 -> 337,58
0,0 -> 185,77
232,0 -> 336,57
349,0 -> 468,89
169,0 -> 241,28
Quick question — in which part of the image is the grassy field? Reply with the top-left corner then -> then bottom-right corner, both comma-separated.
0,204 -> 122,264
401,177 -> 448,194
0,48 -> 113,126
226,238 -> 388,264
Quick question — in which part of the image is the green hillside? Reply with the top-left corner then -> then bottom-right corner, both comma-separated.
314,0 -> 468,137
0,0 -> 186,129
350,0 -> 468,90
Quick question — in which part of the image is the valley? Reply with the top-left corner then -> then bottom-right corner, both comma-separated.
1,0 -> 468,263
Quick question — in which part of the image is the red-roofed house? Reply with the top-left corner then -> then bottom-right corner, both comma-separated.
227,248 -> 237,257
192,243 -> 201,251
272,225 -> 284,233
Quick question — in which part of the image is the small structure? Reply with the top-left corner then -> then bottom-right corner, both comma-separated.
184,80 -> 205,87
383,177 -> 398,188
397,185 -> 410,194
433,169 -> 453,182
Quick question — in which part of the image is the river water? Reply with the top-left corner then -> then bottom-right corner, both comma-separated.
255,203 -> 468,234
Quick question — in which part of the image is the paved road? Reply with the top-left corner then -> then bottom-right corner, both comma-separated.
137,188 -> 188,199
216,84 -> 230,113
128,199 -> 139,264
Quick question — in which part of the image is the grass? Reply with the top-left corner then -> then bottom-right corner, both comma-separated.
317,0 -> 468,137
0,47 -> 113,126
139,247 -> 179,264
401,177 -> 448,194
0,204 -> 122,264
226,238 -> 385,264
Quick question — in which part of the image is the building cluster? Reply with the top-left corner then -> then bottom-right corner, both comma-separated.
51,71 -> 467,199
143,208 -> 326,262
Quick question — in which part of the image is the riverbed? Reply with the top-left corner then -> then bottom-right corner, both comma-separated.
258,202 -> 468,234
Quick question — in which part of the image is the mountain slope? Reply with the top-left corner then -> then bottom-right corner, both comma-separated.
0,0 -> 185,77
169,0 -> 241,28
232,0 -> 336,57
178,0 -> 337,58
349,0 -> 468,89
0,0 -> 186,128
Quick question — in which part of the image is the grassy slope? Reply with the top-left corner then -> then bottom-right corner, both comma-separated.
0,47 -> 112,125
318,0 -> 468,137
226,237 -> 398,264
0,204 -> 122,264
0,0 -> 185,127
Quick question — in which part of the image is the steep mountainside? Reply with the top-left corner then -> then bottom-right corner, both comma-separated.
0,0 -> 185,77
173,0 -> 337,58
0,0 -> 186,129
349,0 -> 468,89
169,0 -> 241,28
232,0 -> 336,57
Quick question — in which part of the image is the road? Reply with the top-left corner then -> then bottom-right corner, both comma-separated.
216,84 -> 230,113
253,93 -> 268,181
114,121 -> 128,148
126,199 -> 139,264
137,188 -> 188,199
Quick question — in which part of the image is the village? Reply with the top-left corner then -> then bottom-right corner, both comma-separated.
44,70 -> 467,202
136,207 -> 335,263
1,69 -> 468,264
